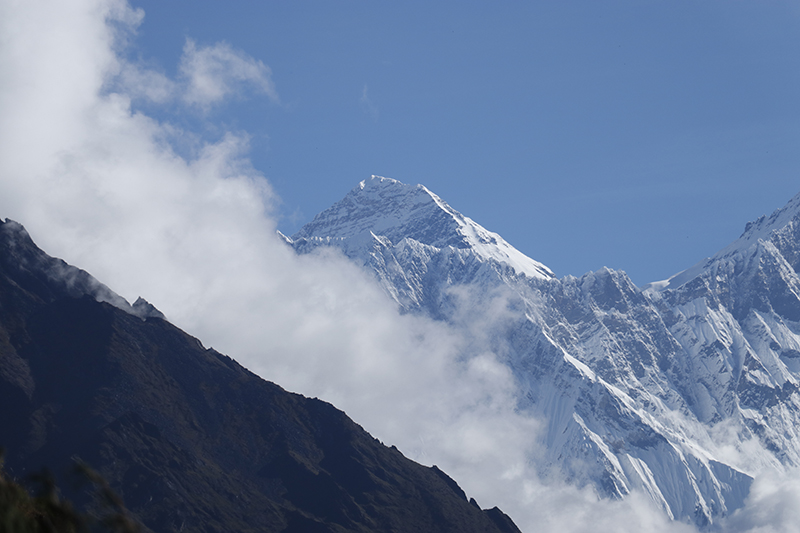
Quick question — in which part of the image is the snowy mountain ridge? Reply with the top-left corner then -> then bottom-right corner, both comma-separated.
649,190 -> 800,292
288,176 -> 800,528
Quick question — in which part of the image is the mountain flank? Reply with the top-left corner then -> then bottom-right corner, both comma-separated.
287,176 -> 800,527
0,219 -> 521,533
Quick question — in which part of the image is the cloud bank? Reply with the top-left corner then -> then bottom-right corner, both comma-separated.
0,1 -> 794,532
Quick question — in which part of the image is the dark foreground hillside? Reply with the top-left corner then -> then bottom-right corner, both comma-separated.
0,219 -> 520,533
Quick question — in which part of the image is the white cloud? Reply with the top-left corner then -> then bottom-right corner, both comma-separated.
179,38 -> 279,109
1,2 -> 798,533
115,61 -> 176,104
719,469 -> 800,533
360,84 -> 379,120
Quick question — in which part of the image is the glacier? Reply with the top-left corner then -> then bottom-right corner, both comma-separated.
286,175 -> 800,527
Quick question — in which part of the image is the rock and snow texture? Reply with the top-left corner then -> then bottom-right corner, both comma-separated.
288,176 -> 800,527
292,176 -> 554,282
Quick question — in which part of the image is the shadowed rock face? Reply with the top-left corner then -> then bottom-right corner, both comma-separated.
0,219 -> 520,533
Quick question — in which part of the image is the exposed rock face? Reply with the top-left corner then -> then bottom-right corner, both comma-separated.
289,176 -> 800,526
0,218 -> 520,533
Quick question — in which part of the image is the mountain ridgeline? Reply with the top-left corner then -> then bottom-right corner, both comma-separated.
0,219 -> 521,533
5,175 -> 800,531
287,176 -> 800,527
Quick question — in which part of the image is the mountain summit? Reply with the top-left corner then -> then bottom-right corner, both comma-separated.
291,176 -> 554,281
290,177 -> 800,527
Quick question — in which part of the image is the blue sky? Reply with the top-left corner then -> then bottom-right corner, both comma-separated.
126,1 -> 800,285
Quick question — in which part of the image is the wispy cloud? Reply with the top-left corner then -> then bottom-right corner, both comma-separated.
105,37 -> 277,111
115,62 -> 176,104
360,84 -> 379,120
179,38 -> 279,110
719,468 -> 800,532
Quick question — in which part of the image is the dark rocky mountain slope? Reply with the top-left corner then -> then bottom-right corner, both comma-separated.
0,219 -> 520,533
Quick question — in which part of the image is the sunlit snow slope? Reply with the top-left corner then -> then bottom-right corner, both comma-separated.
287,176 -> 800,527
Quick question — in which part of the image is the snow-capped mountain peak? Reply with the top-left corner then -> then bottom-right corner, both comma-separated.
649,191 -> 800,292
291,176 -> 554,280
288,178 -> 800,527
